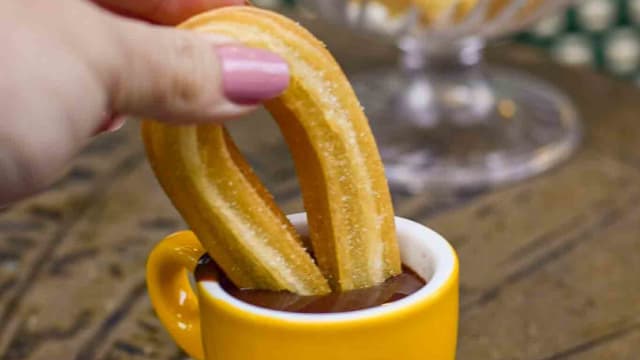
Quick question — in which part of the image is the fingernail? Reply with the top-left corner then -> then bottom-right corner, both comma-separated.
217,45 -> 290,105
94,113 -> 126,135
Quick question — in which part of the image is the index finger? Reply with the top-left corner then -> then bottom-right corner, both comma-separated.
93,0 -> 246,25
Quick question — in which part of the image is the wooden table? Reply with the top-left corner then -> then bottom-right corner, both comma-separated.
1,19 -> 639,360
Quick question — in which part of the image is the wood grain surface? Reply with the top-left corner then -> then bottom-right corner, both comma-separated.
1,15 -> 639,360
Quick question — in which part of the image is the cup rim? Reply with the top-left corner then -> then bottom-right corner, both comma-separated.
199,213 -> 457,323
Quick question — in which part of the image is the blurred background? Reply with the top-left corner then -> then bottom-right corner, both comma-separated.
242,0 -> 637,195
258,0 -> 640,82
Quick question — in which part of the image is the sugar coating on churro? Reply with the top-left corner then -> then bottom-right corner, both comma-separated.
143,7 -> 401,295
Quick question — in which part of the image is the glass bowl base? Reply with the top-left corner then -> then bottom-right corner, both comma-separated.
351,66 -> 582,193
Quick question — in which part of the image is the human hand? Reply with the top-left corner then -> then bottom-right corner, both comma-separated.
0,0 -> 290,204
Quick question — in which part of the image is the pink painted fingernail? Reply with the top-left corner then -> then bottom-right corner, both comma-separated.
217,45 -> 290,105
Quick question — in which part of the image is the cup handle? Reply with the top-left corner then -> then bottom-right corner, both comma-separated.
146,231 -> 205,360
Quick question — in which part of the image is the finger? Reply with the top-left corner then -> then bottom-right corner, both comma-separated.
96,16 -> 290,124
0,0 -> 283,204
92,0 -> 245,25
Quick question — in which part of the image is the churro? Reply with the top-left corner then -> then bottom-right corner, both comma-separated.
143,7 -> 401,295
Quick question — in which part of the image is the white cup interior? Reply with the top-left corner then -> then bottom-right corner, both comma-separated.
200,213 -> 457,323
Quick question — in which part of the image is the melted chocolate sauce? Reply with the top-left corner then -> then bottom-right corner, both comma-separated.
195,254 -> 425,314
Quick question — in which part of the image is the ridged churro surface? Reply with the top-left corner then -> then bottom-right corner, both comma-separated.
143,7 -> 401,294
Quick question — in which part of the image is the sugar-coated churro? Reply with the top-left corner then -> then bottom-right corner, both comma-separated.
143,7 -> 401,295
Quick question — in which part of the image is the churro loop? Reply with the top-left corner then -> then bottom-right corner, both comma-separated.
142,7 -> 401,295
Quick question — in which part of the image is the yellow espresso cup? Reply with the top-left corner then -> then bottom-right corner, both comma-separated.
146,213 -> 459,360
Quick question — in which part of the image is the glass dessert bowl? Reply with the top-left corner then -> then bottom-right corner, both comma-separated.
301,0 -> 581,193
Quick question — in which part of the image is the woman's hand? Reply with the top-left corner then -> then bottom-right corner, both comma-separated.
0,0 -> 290,205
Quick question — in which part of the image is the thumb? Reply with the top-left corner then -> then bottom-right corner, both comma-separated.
100,16 -> 290,123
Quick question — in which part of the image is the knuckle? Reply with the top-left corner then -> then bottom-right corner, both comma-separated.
109,21 -> 220,118
163,33 -> 214,107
